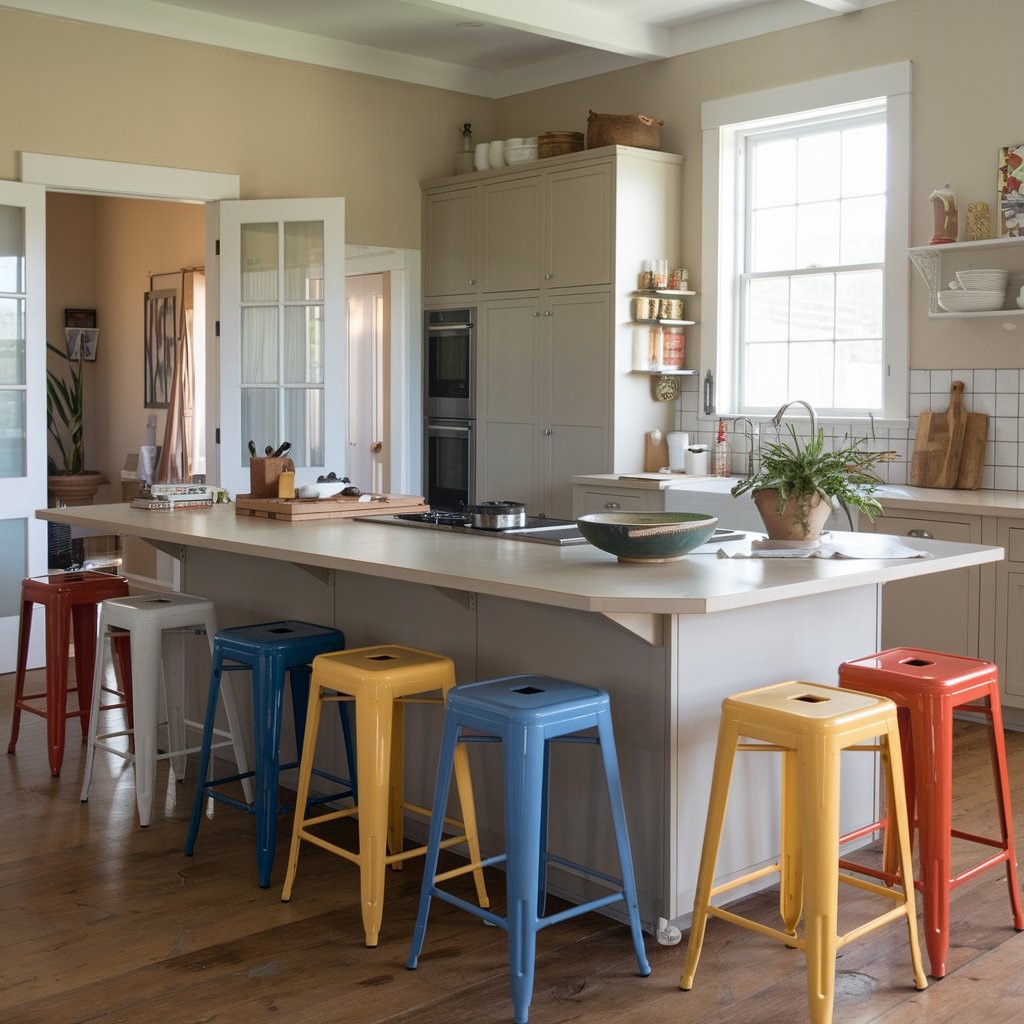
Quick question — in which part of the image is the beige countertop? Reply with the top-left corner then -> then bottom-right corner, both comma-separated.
40,501 -> 1002,617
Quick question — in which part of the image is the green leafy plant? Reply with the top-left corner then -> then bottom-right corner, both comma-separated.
730,425 -> 887,530
46,341 -> 86,474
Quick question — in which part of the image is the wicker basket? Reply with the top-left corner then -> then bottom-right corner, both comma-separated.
538,131 -> 585,158
586,111 -> 664,151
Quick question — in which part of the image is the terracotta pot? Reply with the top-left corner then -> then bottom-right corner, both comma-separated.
753,488 -> 832,541
48,472 -> 107,507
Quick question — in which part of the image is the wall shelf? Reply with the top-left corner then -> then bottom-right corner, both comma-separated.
908,236 -> 1024,317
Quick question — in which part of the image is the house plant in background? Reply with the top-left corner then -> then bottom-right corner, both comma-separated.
730,426 -> 887,541
46,339 -> 106,506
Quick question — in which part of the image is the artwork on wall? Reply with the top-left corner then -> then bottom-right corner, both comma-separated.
997,144 -> 1024,237
144,289 -> 177,409
64,308 -> 98,361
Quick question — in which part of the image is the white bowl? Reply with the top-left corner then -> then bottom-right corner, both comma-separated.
937,289 -> 1005,312
955,269 -> 1009,292
504,143 -> 537,164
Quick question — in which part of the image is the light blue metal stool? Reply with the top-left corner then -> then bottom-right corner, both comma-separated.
406,674 -> 650,1024
184,620 -> 355,887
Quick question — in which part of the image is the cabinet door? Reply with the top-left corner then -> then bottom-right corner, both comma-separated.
997,569 -> 1024,708
477,298 -> 542,508
576,488 -> 648,518
870,512 -> 981,655
545,293 -> 611,518
423,187 -> 477,298
545,162 -> 612,289
481,176 -> 542,293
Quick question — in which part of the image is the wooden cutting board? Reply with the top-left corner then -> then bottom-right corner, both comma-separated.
234,493 -> 427,521
910,381 -> 968,488
644,431 -> 669,472
956,408 -> 988,489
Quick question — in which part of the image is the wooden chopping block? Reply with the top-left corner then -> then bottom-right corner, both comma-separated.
910,380 -> 968,488
956,408 -> 988,489
644,430 -> 669,472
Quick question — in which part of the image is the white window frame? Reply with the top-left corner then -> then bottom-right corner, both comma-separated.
701,62 -> 911,425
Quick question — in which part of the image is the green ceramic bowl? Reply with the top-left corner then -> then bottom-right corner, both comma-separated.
577,512 -> 719,563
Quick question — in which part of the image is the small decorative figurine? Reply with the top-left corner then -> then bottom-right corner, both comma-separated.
929,182 -> 958,244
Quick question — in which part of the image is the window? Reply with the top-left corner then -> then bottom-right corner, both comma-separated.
702,63 -> 911,423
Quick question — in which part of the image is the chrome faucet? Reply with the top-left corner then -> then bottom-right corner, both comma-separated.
771,399 -> 818,439
731,416 -> 759,477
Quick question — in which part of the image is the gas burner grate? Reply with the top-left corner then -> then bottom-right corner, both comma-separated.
396,511 -> 472,527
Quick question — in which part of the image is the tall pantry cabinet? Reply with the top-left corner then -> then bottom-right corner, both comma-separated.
421,145 -> 686,518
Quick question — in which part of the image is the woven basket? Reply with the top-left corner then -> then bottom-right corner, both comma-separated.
538,131 -> 584,158
586,111 -> 664,151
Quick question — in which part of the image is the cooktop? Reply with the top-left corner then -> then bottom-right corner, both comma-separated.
355,511 -> 587,545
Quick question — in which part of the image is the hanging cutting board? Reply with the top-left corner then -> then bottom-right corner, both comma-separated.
955,407 -> 988,489
644,430 -> 669,473
910,381 -> 967,488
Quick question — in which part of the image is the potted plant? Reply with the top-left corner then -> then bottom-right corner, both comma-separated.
730,426 -> 887,541
46,340 -> 106,505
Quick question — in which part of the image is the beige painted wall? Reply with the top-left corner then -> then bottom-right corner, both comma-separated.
496,0 -> 1024,371
0,7 -> 495,248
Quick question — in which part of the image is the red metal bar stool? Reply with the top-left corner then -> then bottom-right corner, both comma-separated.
838,647 -> 1024,978
8,570 -> 130,776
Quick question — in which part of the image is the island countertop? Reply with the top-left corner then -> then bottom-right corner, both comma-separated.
38,501 -> 1002,615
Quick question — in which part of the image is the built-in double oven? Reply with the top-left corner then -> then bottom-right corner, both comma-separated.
423,307 -> 475,508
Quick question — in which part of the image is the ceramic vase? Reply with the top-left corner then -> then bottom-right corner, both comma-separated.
474,143 -> 490,171
488,139 -> 505,168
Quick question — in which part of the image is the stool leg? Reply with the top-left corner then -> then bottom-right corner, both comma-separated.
595,709 -> 650,977
796,732 -> 841,1024
252,655 -> 288,888
985,694 -> 1024,931
161,628 -> 189,783
407,711 -> 461,969
80,608 -> 113,804
388,694 -> 406,865
354,686 -> 396,946
7,594 -> 35,754
70,601 -> 100,744
505,722 -> 545,1024
281,678 -> 326,902
883,729 -> 928,992
184,654 -> 225,856
451,729 -> 490,910
44,597 -> 74,776
131,619 -> 166,828
779,747 -> 802,938
883,705 -> 916,880
679,715 -> 740,991
910,702 -> 954,978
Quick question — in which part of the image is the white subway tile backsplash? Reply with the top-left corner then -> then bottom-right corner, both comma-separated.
974,394 -> 997,416
910,369 -> 930,393
995,465 -> 1018,489
909,394 -> 930,416
930,369 -> 953,392
997,369 -> 1021,392
974,368 -> 996,392
996,392 -> 1020,418
952,370 -> 974,388
995,441 -> 1019,466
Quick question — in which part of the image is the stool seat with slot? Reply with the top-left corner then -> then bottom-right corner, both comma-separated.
80,593 -> 251,827
679,681 -> 927,1024
281,644 -> 489,949
838,647 -> 1024,978
406,674 -> 650,1024
185,620 -> 354,888
8,570 -> 129,776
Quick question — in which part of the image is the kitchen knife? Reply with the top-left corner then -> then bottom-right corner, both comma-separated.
272,441 -> 292,458
248,440 -> 257,458
264,445 -> 274,456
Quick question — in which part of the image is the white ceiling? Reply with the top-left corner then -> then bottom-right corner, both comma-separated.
3,0 -> 894,98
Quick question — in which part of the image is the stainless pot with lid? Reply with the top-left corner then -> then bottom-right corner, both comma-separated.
469,500 -> 526,530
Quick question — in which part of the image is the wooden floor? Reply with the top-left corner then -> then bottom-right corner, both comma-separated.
4,664 -> 1024,1024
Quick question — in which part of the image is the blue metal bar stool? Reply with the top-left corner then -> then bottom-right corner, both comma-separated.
407,674 -> 650,1024
184,620 -> 355,887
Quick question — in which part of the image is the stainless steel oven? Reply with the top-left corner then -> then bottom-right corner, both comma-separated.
424,417 -> 475,509
424,308 -> 475,419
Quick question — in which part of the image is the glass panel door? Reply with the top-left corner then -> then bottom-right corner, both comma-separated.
217,198 -> 344,497
0,180 -> 47,672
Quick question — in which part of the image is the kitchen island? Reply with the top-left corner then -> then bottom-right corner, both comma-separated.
39,502 -> 1003,929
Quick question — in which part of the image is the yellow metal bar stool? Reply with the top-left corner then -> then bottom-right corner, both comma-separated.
679,681 -> 928,1024
280,644 -> 489,947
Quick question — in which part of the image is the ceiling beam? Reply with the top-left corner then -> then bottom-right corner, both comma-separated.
402,0 -> 671,60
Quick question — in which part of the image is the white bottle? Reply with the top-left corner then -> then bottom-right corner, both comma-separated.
667,432 -> 688,472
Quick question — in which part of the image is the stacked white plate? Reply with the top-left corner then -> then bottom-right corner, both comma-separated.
937,289 -> 1006,312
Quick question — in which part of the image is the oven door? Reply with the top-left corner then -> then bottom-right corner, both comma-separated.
423,418 -> 475,509
425,310 -> 474,419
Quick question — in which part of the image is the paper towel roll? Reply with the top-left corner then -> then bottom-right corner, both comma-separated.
667,432 -> 688,471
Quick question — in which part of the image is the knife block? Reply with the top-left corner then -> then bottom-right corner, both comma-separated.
249,456 -> 295,498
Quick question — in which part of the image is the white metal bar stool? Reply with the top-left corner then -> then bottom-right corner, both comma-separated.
80,593 -> 252,826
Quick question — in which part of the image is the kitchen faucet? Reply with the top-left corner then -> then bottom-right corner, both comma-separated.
731,416 -> 759,477
771,399 -> 818,439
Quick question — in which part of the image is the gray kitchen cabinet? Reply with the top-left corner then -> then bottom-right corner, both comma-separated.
423,145 -> 686,514
861,508 -> 983,658
995,520 -> 1024,709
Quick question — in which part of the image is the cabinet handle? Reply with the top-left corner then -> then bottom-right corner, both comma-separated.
543,310 -> 552,317
469,278 -> 476,286
543,427 -> 553,436
544,272 -> 553,280
603,501 -> 621,510
907,529 -> 933,539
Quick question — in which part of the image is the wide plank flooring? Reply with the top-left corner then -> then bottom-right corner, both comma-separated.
3,664 -> 1024,1024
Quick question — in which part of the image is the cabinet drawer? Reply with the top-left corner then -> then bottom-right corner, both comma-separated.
872,514 -> 974,544
582,489 -> 645,514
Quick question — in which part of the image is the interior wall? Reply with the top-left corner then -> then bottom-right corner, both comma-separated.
46,192 -> 204,502
494,0 -> 1022,371
0,7 -> 496,249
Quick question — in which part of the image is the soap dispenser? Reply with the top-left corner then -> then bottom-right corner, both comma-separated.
713,418 -> 732,477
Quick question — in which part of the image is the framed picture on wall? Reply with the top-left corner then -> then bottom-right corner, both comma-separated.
65,307 -> 97,329
144,289 -> 177,409
65,326 -> 99,361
